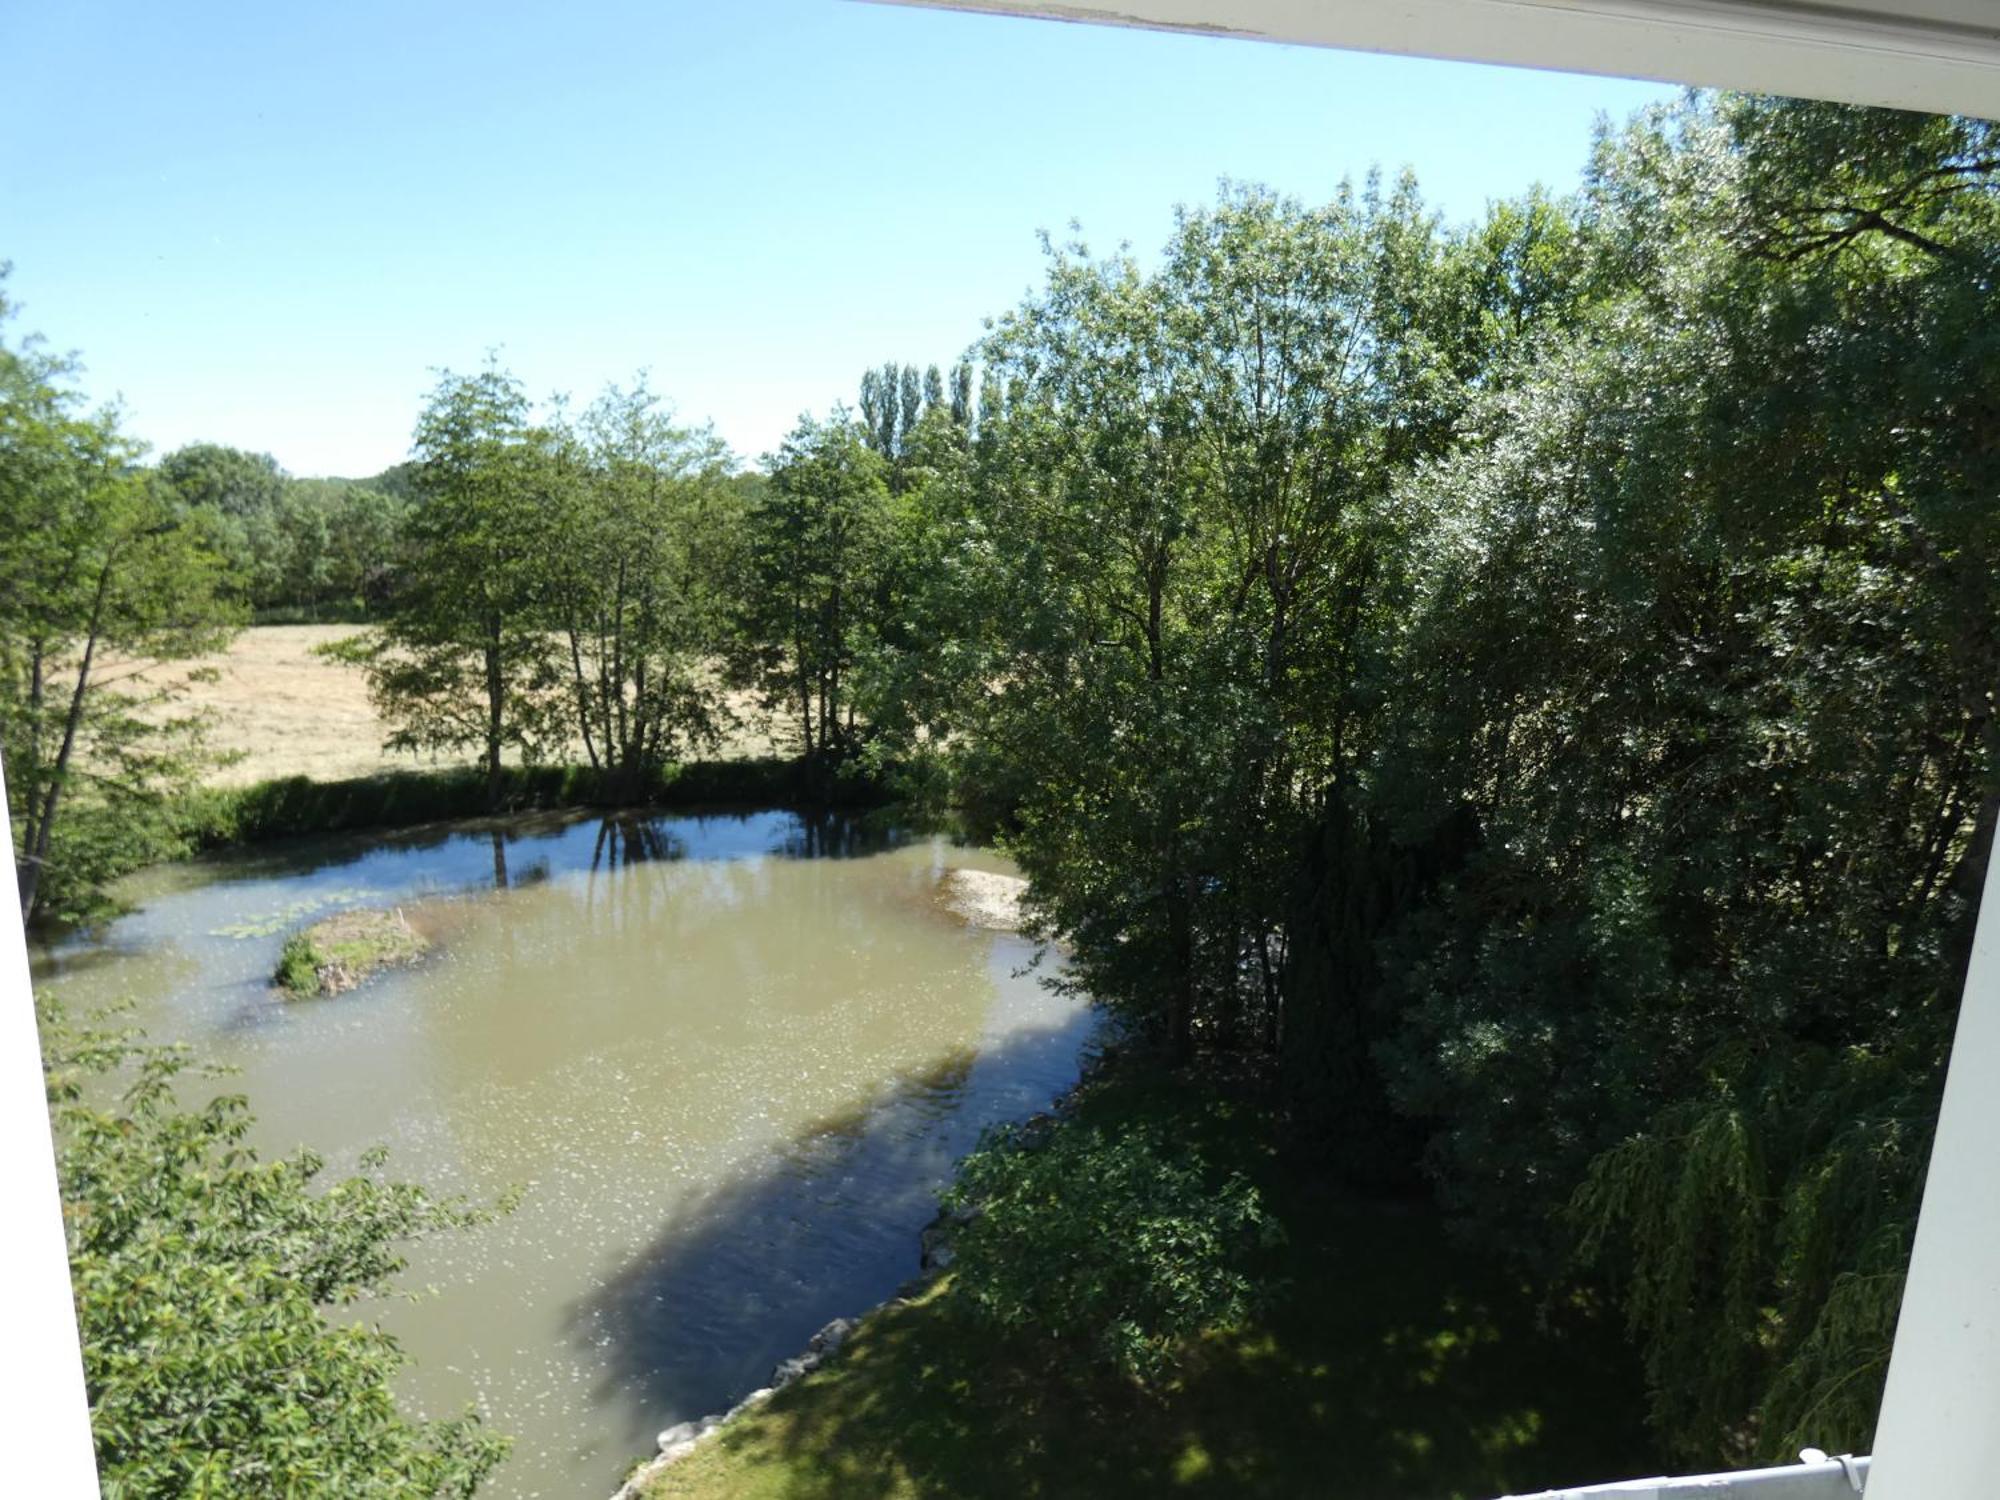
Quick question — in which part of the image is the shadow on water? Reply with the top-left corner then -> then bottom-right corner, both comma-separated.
568,1014 -> 1094,1454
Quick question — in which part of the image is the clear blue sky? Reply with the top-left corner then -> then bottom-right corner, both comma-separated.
0,1 -> 1673,477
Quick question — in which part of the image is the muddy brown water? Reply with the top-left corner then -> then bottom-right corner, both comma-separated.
32,809 -> 1094,1498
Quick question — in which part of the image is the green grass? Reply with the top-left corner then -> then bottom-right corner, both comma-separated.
643,1070 -> 1659,1500
177,756 -> 893,852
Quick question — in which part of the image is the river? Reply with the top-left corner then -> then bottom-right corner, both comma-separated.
31,808 -> 1094,1498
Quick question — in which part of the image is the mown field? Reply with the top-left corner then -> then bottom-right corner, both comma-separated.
120,626 -> 780,786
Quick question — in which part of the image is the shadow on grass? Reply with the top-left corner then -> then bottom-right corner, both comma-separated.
652,1076 -> 1660,1500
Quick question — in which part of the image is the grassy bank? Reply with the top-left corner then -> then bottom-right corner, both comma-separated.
640,1066 -> 1659,1500
179,757 -> 892,851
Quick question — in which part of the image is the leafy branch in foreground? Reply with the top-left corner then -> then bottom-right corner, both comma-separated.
45,1003 -> 513,1498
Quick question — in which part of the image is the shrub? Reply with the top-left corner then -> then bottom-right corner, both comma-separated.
941,1118 -> 1280,1384
274,931 -> 321,995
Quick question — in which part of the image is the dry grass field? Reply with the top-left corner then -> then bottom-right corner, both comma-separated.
116,625 -> 781,787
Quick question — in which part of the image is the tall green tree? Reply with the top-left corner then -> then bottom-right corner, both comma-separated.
915,180 -> 1478,1065
0,285 -> 235,925
548,380 -> 741,794
897,364 -> 923,451
948,360 -> 974,427
158,442 -> 286,518
342,365 -> 561,806
734,411 -> 890,760
1370,96 -> 2000,1459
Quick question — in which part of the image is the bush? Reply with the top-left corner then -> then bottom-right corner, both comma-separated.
274,931 -> 321,995
44,1005 -> 511,1496
941,1119 -> 1281,1384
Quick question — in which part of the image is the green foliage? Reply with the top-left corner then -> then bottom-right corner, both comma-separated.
158,443 -> 287,517
1567,1041 -> 1936,1457
546,381 -> 742,791
882,176 -> 1502,1067
44,1005 -> 510,1496
733,411 -> 893,761
158,446 -> 412,618
275,931 -> 321,995
1365,95 -> 1997,1458
849,97 -> 1999,1460
942,1119 -> 1280,1384
346,366 -> 746,806
344,363 -> 559,806
0,270 -> 238,925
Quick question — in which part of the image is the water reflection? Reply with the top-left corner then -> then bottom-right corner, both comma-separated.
588,817 -> 689,876
772,808 -> 906,861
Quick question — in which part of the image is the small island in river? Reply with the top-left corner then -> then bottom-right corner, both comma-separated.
275,907 -> 430,997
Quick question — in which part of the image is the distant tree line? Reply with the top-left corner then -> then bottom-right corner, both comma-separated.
156,443 -> 412,621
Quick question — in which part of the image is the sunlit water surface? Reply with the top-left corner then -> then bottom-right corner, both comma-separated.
33,809 -> 1094,1498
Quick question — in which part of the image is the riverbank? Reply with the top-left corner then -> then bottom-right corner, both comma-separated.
180,757 -> 893,850
631,1061 -> 1661,1500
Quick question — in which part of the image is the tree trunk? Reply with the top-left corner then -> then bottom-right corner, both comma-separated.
20,561 -> 114,923
566,625 -> 600,771
483,617 -> 505,811
1165,875 -> 1195,1064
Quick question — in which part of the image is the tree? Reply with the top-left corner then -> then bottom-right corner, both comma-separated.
157,444 -> 285,613
0,282 -> 236,925
870,361 -> 900,456
158,442 -> 286,518
734,411 -> 890,760
898,365 -> 923,452
857,102 -> 1999,1458
320,483 -> 411,611
340,365 -> 562,807
912,180 -> 1473,1065
948,361 -> 974,427
943,1118 -> 1278,1385
858,367 -> 889,455
547,379 -> 741,795
1369,96 -> 2000,1458
45,1003 -> 509,1496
